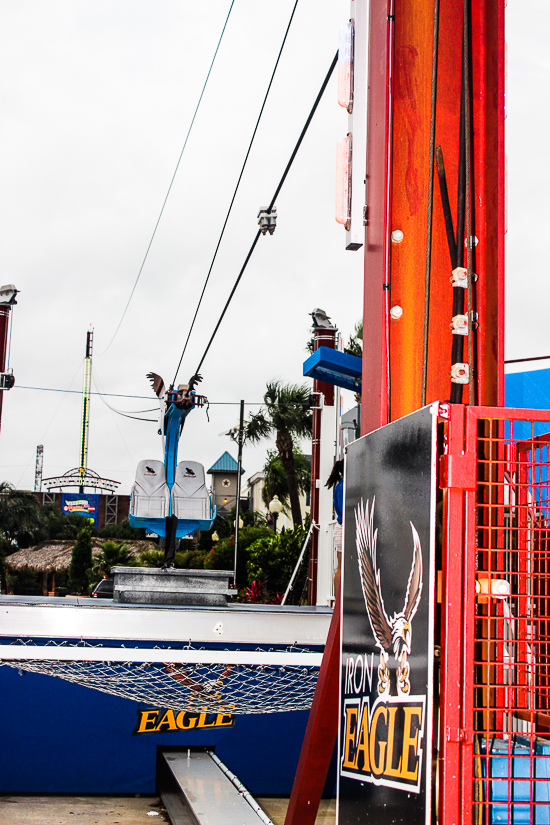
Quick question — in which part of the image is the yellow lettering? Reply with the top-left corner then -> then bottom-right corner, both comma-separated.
400,706 -> 423,782
214,713 -> 234,727
369,706 -> 388,776
354,705 -> 370,773
135,710 -> 159,734
155,709 -> 177,732
342,707 -> 358,769
176,712 -> 197,730
384,706 -> 403,778
198,712 -> 221,728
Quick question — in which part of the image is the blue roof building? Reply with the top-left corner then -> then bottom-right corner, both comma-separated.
208,452 -> 244,516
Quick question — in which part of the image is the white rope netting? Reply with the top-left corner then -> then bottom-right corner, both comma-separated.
0,641 -> 321,714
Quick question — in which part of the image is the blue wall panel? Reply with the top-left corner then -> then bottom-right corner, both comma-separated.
0,666 -> 310,794
505,368 -> 550,410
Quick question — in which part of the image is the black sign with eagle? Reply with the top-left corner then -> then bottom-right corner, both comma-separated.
338,405 -> 437,825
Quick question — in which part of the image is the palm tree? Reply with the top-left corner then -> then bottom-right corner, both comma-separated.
91,541 -> 133,579
262,448 -> 311,514
246,382 -> 312,528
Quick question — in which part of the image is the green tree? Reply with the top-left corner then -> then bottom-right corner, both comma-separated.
40,504 -> 97,541
246,382 -> 312,528
262,448 -> 311,512
68,526 -> 93,593
0,482 -> 45,548
344,319 -> 363,357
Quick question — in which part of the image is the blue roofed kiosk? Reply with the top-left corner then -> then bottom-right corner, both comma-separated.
208,450 -> 245,517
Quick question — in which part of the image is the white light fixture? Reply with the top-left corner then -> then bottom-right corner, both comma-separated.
211,531 -> 219,542
338,21 -> 354,112
268,495 -> 283,515
335,135 -> 352,228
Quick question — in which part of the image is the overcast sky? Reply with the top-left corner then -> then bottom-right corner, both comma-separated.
0,1 -> 544,494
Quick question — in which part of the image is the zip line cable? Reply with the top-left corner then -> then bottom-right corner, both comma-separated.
190,51 -> 338,379
172,0 -> 300,386
98,0 -> 235,356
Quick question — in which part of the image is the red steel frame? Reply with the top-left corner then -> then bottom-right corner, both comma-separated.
361,0 -> 505,434
441,403 -> 550,824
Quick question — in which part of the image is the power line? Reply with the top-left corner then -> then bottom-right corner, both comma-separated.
99,0 -> 235,356
172,0 -> 300,386
15,385 -> 308,407
92,373 -> 158,422
192,51 -> 338,377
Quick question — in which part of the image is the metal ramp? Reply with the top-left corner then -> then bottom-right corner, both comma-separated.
158,749 -> 273,825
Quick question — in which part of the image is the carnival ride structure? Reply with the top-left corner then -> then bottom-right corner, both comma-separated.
128,372 -> 216,554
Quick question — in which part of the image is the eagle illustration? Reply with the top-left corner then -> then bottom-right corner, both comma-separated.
355,498 -> 423,697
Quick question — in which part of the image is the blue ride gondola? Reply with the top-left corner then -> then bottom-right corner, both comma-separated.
128,372 -> 216,567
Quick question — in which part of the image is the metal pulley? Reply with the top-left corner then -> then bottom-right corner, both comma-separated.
257,206 -> 277,235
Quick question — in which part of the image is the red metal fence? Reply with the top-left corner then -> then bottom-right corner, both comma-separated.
440,404 -> 550,824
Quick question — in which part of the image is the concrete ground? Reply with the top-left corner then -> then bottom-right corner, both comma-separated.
0,795 -> 336,824
256,797 -> 336,824
0,796 -> 169,825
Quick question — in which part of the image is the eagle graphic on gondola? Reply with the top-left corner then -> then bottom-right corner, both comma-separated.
355,498 -> 423,697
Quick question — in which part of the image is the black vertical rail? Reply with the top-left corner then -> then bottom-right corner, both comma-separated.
450,26 -> 468,404
233,399 -> 245,585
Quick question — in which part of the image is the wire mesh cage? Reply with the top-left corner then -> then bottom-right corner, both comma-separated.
441,406 -> 550,825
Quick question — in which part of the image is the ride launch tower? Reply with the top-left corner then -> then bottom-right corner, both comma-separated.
289,1 -> 550,824
331,0 -> 549,823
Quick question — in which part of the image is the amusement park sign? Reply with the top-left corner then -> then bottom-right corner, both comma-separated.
338,406 -> 437,824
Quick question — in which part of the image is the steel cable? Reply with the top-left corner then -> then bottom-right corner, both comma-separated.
99,1 -> 235,355
191,52 -> 338,378
172,0 -> 300,386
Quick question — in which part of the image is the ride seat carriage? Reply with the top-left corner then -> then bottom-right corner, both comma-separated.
130,460 -> 169,519
171,461 -> 210,521
129,459 -> 215,536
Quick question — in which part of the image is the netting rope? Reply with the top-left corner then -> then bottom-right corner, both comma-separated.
0,641 -> 321,714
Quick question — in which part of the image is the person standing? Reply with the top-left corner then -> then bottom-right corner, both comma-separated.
326,459 -> 344,592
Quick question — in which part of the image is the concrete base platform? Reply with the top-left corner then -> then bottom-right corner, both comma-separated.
112,567 -> 234,606
0,795 -> 168,824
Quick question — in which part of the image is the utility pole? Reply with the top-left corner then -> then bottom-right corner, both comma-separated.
233,399 -> 245,586
79,329 -> 93,494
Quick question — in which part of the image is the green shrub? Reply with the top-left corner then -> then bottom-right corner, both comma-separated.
246,525 -> 309,603
204,525 -> 273,584
179,550 -> 209,569
136,548 -> 208,569
98,519 -> 146,540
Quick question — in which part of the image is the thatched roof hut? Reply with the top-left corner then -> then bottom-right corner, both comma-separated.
5,539 -> 158,573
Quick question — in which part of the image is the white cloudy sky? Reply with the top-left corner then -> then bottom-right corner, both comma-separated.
0,1 -> 544,493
